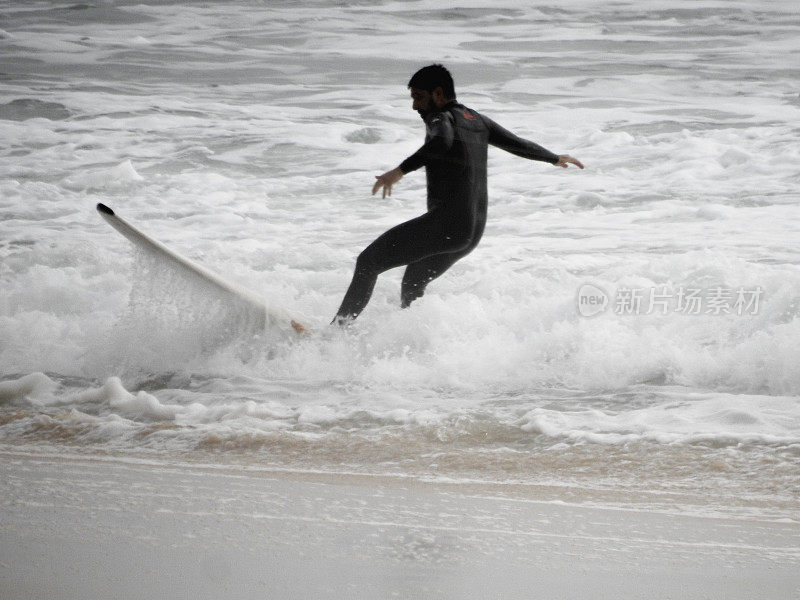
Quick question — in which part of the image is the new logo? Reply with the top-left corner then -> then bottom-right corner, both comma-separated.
577,283 -> 609,317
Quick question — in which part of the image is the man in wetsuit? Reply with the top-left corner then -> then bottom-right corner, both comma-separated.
333,64 -> 583,324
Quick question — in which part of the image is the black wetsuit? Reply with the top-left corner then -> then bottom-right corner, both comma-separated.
334,101 -> 559,321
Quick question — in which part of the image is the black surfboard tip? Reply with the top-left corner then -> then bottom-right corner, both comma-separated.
96,203 -> 114,216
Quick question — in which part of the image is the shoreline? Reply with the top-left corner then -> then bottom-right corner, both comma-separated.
1,446 -> 797,522
2,452 -> 799,599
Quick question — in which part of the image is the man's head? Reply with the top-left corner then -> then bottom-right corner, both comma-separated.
408,64 -> 455,118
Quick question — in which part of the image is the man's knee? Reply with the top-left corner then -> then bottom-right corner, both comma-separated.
443,231 -> 471,253
443,222 -> 483,254
354,247 -> 378,275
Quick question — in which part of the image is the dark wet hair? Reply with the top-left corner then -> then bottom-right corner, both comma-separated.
408,64 -> 456,99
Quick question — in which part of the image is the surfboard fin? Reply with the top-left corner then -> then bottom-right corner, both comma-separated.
96,203 -> 114,216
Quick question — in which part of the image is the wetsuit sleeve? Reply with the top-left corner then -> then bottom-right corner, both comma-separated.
399,112 -> 455,174
483,116 -> 559,164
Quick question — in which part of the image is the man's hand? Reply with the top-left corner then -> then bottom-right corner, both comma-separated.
372,168 -> 404,198
555,155 -> 584,169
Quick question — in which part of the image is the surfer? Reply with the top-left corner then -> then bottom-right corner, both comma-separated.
333,64 -> 584,324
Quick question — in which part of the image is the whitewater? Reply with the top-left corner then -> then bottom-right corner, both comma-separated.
1,0 -> 799,522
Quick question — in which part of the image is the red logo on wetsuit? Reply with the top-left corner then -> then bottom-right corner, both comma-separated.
460,109 -> 476,121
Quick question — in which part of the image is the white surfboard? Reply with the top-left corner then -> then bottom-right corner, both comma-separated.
96,203 -> 308,334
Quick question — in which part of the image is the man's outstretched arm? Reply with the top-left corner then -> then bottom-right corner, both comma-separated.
484,116 -> 584,169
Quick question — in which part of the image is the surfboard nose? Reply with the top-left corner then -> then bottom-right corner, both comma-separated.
96,203 -> 114,216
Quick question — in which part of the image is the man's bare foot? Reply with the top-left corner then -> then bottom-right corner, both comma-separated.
291,320 -> 310,335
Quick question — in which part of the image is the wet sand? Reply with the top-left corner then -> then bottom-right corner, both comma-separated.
1,452 -> 798,600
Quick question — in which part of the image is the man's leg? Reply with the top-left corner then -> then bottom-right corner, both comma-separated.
400,246 -> 473,308
334,213 -> 469,323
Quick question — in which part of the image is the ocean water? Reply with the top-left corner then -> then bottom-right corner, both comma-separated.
1,0 -> 799,520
